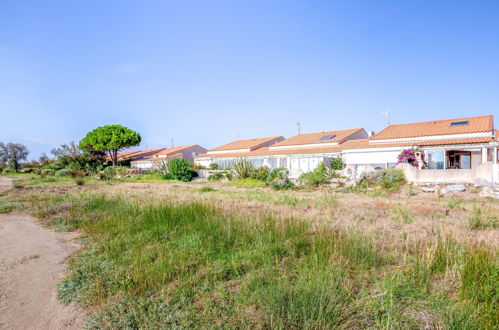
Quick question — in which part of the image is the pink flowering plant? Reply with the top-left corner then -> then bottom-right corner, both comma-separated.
397,149 -> 427,168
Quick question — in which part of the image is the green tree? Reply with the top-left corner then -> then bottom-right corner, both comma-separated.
0,142 -> 29,172
79,125 -> 141,166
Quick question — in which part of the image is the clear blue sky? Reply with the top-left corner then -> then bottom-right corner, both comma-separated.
1,1 -> 498,159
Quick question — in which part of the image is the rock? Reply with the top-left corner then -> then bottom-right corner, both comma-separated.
474,178 -> 494,187
442,184 -> 465,194
420,187 -> 435,193
479,186 -> 499,199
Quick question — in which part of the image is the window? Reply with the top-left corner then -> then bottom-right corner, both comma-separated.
450,120 -> 469,126
320,134 -> 336,141
447,151 -> 471,169
426,150 -> 444,169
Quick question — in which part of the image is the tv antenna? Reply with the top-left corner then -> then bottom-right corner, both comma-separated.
171,139 -> 174,148
380,110 -> 391,125
296,122 -> 301,134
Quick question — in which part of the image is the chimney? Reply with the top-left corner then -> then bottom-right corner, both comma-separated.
367,131 -> 375,137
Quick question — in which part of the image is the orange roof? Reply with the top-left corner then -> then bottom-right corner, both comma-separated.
271,128 -> 365,147
132,145 -> 205,161
196,136 -> 493,159
342,137 -> 493,150
208,136 -> 284,152
372,115 -> 493,141
116,148 -> 166,160
496,129 -> 499,141
153,144 -> 199,156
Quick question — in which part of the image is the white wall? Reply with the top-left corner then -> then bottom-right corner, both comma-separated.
343,150 -> 401,165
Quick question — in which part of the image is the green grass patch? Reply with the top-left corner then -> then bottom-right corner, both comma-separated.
229,178 -> 267,188
467,206 -> 498,230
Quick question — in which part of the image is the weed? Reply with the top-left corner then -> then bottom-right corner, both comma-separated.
198,186 -> 217,193
467,206 -> 498,230
390,206 -> 414,224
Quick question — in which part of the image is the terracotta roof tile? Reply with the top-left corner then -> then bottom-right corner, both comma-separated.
271,128 -> 365,147
117,148 -> 166,160
196,137 -> 493,159
208,136 -> 284,152
372,115 -> 493,140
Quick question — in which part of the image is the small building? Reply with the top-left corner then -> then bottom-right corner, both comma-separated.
130,145 -> 207,170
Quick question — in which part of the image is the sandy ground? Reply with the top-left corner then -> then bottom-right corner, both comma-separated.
0,177 -> 83,330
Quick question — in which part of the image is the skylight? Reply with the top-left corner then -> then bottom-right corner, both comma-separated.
450,121 -> 469,126
319,134 -> 336,141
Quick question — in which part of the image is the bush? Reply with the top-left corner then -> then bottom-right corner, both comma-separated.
161,173 -> 174,180
55,168 -> 74,177
165,159 -> 196,182
103,166 -> 116,178
249,166 -> 270,181
271,181 -> 295,190
34,168 -> 42,175
208,170 -> 232,182
360,168 -> 405,191
232,157 -> 253,179
468,207 -> 498,230
267,168 -> 294,190
330,157 -> 344,170
2,168 -> 15,175
298,163 -> 333,186
209,163 -> 219,170
40,169 -> 55,177
41,163 -> 61,170
20,168 -> 34,173
376,168 -> 405,189
75,178 -> 85,186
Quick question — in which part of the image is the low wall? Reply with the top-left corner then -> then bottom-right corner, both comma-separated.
397,162 -> 494,184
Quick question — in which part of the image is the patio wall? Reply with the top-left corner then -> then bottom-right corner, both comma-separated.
397,162 -> 494,184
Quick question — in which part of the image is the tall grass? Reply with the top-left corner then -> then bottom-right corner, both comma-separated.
51,193 -> 498,329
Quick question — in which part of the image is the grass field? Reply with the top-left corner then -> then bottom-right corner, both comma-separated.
2,175 -> 498,329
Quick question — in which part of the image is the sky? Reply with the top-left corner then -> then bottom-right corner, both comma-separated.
1,0 -> 498,160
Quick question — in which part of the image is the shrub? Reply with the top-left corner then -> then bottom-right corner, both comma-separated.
75,178 -> 85,186
103,166 -> 116,179
232,157 -> 253,179
156,161 -> 169,175
165,159 -> 196,182
298,162 -> 338,187
209,163 -> 219,170
161,173 -> 174,180
55,168 -> 74,177
34,168 -> 42,175
2,167 -> 15,175
330,157 -> 344,170
267,168 -> 294,190
468,207 -> 498,230
271,181 -> 295,190
40,169 -> 55,177
208,170 -> 232,182
13,181 -> 24,189
20,167 -> 34,173
41,163 -> 61,170
376,168 -> 405,189
360,168 -> 405,191
249,166 -> 270,181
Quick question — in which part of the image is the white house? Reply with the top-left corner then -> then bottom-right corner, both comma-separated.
195,128 -> 368,178
340,115 -> 498,183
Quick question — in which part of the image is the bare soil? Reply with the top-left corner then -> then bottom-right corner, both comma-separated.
0,177 -> 83,330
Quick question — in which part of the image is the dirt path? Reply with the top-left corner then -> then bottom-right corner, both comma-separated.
0,177 -> 83,330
